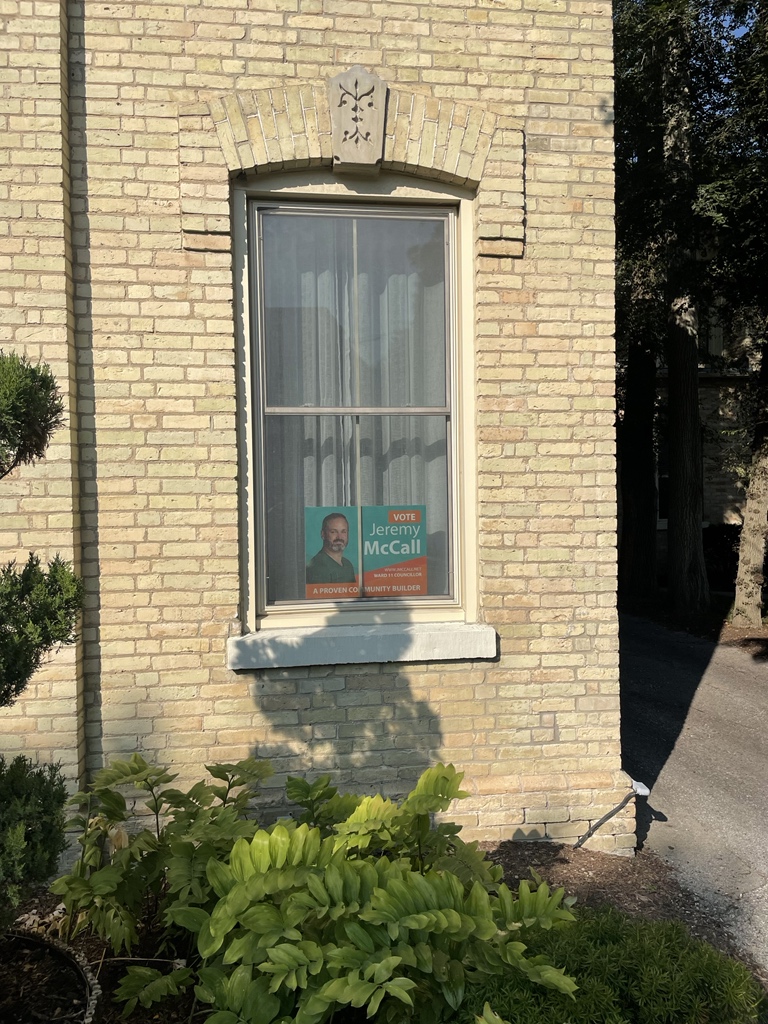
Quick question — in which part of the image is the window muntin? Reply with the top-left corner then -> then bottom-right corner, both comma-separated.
251,202 -> 455,609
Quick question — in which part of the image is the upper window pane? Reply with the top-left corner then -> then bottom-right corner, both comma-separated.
260,209 -> 448,409
355,217 -> 446,408
262,214 -> 353,409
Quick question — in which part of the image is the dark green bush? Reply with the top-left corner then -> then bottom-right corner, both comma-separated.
0,755 -> 68,922
458,906 -> 765,1024
0,553 -> 84,708
0,350 -> 64,481
0,350 -> 83,708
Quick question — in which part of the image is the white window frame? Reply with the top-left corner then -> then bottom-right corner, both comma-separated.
227,171 -> 496,670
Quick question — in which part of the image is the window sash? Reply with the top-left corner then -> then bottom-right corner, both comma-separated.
249,201 -> 456,611
262,414 -> 452,604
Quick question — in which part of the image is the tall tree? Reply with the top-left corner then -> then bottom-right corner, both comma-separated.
615,0 -> 712,620
615,0 -> 666,602
705,1 -> 768,626
733,344 -> 768,625
661,2 -> 711,621
617,0 -> 768,624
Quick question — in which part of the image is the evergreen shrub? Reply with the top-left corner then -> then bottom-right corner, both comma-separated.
0,755 -> 68,923
0,350 -> 64,480
0,552 -> 84,707
459,906 -> 765,1024
0,349 -> 83,707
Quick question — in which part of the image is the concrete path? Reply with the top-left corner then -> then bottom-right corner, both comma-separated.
620,615 -> 768,971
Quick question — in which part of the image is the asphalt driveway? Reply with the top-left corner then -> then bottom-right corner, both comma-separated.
620,615 -> 768,971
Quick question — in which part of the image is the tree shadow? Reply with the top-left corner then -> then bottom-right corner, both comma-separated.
229,199 -> 449,818
238,600 -> 444,819
633,796 -> 668,849
619,613 -> 716,796
621,613 -> 768,967
735,638 -> 768,661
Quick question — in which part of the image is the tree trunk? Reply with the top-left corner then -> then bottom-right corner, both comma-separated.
732,343 -> 768,627
732,441 -> 768,627
662,5 -> 710,623
619,340 -> 658,601
664,297 -> 710,621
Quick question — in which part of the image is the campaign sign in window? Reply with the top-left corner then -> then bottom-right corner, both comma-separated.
304,507 -> 360,600
303,505 -> 427,600
362,506 -> 428,597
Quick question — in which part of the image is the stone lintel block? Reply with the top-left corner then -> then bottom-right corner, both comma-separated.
329,66 -> 388,177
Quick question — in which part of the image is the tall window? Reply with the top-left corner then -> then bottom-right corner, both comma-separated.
251,202 -> 455,608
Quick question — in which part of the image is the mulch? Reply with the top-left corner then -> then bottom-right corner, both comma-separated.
5,840 -> 767,1023
0,930 -> 98,1024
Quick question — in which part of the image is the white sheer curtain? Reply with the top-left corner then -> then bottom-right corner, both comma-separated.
259,208 -> 450,603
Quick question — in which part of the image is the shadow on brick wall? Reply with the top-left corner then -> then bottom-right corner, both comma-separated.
69,10 -> 104,779
245,601 -> 443,818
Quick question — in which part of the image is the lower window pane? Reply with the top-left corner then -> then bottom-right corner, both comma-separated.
263,415 -> 450,603
359,416 -> 450,598
264,416 -> 356,604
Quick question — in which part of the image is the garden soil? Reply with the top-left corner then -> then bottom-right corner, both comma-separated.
7,841 -> 767,1024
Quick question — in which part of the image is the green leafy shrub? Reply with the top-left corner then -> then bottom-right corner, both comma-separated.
53,759 -> 578,1023
457,906 -> 766,1024
285,764 -> 504,888
0,755 -> 68,924
52,753 -> 274,955
177,825 -> 575,1024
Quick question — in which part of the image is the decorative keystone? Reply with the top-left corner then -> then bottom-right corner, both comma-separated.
328,66 -> 388,176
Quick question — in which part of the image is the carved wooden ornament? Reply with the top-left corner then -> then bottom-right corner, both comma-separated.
328,67 -> 388,176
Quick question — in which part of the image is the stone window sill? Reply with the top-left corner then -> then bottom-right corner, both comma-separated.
227,622 -> 498,671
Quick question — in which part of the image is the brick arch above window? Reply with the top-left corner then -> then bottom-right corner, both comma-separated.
178,82 -> 525,258
212,86 -> 496,185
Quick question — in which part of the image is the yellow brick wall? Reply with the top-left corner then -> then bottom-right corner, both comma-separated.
0,0 -> 84,776
0,0 -> 634,852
